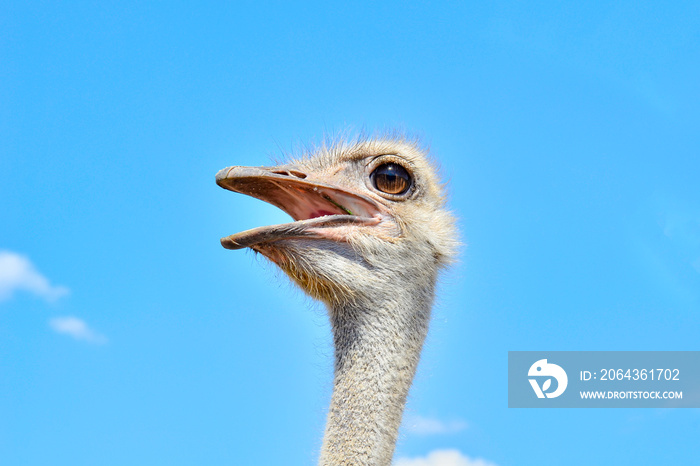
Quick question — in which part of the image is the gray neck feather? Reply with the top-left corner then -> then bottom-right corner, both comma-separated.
318,275 -> 435,465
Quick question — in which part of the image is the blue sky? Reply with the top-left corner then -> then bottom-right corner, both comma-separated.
1,1 -> 699,465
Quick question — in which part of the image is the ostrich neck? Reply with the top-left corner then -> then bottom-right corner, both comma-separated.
318,281 -> 435,466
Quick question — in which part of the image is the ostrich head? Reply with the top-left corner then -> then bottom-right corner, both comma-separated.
216,136 -> 457,307
216,135 -> 457,465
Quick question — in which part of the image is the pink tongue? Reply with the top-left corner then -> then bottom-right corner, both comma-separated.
309,210 -> 335,219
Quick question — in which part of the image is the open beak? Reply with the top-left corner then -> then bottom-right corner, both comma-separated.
216,165 -> 385,250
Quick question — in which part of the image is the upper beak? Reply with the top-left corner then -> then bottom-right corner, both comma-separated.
216,165 -> 384,250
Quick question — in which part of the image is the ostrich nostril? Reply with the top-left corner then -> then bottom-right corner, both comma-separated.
289,170 -> 307,179
270,169 -> 307,179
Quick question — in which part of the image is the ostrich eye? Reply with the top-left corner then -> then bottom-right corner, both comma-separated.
371,163 -> 411,195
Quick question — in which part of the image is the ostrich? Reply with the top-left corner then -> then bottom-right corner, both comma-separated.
216,136 -> 457,466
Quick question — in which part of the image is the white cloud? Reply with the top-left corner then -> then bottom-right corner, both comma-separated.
0,250 -> 69,302
403,414 -> 468,435
49,316 -> 107,344
394,449 -> 498,466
